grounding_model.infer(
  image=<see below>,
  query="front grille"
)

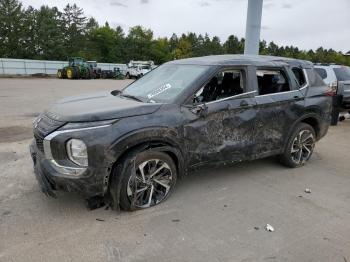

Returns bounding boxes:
[34,134,44,153]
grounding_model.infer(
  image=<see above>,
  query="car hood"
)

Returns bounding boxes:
[45,91,162,122]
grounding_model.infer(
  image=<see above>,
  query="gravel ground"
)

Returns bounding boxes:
[0,78,349,262]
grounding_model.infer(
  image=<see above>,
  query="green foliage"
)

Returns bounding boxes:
[0,0,349,66]
[34,6,65,60]
[0,0,26,57]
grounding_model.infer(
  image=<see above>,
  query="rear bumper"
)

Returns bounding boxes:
[334,94,350,110]
[29,140,108,198]
[340,96,350,110]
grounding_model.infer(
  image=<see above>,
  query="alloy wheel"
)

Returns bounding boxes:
[290,129,315,165]
[127,159,173,208]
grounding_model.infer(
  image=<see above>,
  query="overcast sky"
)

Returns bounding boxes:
[21,0,350,52]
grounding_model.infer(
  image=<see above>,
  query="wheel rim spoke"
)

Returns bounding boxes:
[141,185,154,208]
[150,163,168,178]
[138,162,147,183]
[302,134,313,143]
[153,178,171,192]
[303,145,311,154]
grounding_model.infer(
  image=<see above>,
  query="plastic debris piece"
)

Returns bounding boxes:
[254,226,259,230]
[265,224,274,232]
[305,188,311,193]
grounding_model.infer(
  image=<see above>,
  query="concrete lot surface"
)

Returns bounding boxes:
[0,78,349,262]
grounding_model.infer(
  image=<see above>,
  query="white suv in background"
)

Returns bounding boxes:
[125,61,154,79]
[314,64,350,125]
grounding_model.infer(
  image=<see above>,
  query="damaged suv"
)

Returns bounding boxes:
[30,55,332,211]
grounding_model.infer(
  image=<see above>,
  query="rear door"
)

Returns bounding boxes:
[253,66,305,156]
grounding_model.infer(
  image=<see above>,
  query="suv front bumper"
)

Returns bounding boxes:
[30,140,108,198]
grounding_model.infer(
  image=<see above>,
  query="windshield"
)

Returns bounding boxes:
[334,66,350,81]
[121,64,209,103]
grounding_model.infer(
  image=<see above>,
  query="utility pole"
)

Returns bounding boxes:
[244,0,263,55]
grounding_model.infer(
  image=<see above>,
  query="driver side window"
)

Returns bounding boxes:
[194,69,246,104]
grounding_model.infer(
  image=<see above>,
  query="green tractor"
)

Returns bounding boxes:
[57,57,93,79]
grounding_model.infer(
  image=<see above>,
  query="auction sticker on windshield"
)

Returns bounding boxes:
[147,83,172,99]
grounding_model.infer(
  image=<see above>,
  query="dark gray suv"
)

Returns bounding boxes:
[30,55,332,211]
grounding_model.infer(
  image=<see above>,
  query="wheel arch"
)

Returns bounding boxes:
[106,129,186,210]
[282,113,321,152]
[108,127,186,180]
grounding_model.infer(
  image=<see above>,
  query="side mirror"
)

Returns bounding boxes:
[191,103,208,116]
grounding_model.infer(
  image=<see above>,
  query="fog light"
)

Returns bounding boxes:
[66,139,88,167]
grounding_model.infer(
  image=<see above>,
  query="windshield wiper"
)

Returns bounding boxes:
[119,93,143,102]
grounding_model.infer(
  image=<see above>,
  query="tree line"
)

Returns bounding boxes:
[1,0,349,66]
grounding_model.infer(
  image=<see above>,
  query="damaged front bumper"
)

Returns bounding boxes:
[30,141,57,198]
[29,140,107,198]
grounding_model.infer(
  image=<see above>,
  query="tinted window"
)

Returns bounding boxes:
[194,69,245,103]
[257,69,290,95]
[334,67,350,81]
[314,68,327,79]
[292,67,306,87]
[122,64,209,103]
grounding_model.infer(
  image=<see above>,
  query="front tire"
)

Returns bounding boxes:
[114,151,177,211]
[279,123,316,168]
[66,67,74,79]
[57,69,62,79]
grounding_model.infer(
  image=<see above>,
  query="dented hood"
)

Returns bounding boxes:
[45,91,162,122]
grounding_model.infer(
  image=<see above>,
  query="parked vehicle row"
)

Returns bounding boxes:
[314,64,350,125]
[57,57,126,80]
[31,55,332,211]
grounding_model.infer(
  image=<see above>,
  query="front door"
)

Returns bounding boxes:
[182,68,258,168]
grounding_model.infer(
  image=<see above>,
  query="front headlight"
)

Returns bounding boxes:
[66,139,88,167]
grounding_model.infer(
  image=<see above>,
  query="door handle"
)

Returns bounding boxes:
[240,100,248,107]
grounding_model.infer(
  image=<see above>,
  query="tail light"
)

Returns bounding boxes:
[325,81,337,96]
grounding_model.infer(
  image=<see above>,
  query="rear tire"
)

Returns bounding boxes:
[73,67,79,79]
[330,107,339,126]
[112,150,177,211]
[279,123,316,168]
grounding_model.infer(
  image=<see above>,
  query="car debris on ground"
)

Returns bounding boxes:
[265,224,274,232]
[305,188,312,193]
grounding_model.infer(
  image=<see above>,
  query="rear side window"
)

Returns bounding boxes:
[292,67,306,87]
[306,69,325,87]
[334,67,350,81]
[256,69,290,95]
[314,68,327,79]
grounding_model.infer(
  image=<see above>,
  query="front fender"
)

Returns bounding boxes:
[108,127,187,176]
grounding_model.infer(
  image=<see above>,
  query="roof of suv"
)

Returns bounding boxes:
[169,54,313,68]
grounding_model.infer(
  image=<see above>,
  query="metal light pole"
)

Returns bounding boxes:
[244,0,264,55]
